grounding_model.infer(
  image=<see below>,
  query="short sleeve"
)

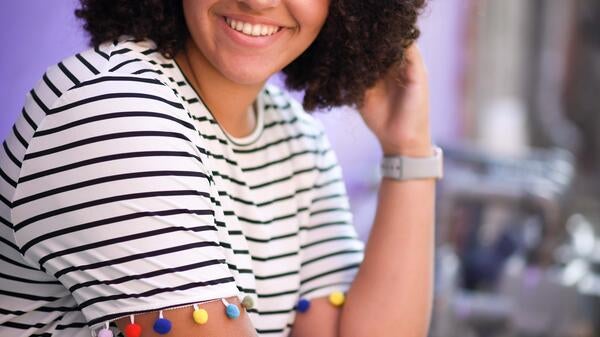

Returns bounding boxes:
[298,122,365,299]
[9,75,239,329]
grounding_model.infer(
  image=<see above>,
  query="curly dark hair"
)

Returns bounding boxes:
[75,0,426,111]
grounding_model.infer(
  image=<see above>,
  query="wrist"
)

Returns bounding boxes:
[380,146,443,181]
[381,140,433,157]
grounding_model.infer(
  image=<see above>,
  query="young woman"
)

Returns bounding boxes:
[0,0,438,336]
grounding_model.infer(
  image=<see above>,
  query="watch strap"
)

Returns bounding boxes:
[380,146,444,180]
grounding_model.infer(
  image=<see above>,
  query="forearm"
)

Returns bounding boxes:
[339,176,435,337]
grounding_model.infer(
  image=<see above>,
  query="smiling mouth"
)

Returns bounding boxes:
[224,16,283,37]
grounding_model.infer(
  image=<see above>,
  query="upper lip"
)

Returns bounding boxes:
[221,13,290,28]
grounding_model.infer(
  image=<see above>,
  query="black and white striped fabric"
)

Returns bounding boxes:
[0,38,364,337]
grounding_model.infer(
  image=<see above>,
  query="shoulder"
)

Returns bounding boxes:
[25,38,194,138]
[32,37,180,114]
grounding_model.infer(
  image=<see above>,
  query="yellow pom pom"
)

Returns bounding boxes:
[328,291,345,307]
[193,308,208,325]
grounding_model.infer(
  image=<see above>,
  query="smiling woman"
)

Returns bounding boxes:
[0,1,434,337]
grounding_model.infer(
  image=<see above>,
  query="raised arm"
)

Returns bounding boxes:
[292,44,435,337]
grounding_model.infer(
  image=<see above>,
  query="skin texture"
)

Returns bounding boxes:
[80,1,434,336]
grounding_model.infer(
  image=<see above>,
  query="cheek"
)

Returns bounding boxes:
[290,0,330,36]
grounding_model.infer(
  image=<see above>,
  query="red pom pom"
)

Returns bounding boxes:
[124,323,142,337]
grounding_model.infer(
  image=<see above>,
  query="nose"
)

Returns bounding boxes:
[237,0,280,11]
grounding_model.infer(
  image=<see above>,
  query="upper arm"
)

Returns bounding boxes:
[292,121,365,337]
[10,76,256,336]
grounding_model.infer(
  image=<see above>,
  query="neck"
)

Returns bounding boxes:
[175,39,264,138]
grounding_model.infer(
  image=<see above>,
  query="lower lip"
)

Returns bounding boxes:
[217,16,285,49]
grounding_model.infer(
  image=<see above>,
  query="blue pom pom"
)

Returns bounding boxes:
[153,318,172,334]
[226,304,240,319]
[296,298,311,313]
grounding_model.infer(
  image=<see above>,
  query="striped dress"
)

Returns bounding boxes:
[0,38,364,337]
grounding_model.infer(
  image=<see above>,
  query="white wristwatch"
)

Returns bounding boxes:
[380,146,444,180]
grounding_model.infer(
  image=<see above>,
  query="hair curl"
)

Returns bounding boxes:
[75,0,425,111]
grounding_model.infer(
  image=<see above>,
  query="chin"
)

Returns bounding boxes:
[218,58,279,86]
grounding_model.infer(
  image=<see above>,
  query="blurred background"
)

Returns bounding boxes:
[1,0,599,336]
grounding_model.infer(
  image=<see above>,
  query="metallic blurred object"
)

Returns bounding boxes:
[431,145,599,337]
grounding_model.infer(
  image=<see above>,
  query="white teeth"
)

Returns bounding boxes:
[235,20,243,31]
[226,17,280,37]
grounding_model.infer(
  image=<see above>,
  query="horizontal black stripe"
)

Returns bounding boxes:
[35,110,196,137]
[14,189,214,232]
[226,263,253,274]
[251,250,298,262]
[22,107,38,130]
[0,253,39,271]
[256,288,298,298]
[109,47,132,56]
[254,270,298,280]
[42,73,61,97]
[0,165,16,187]
[12,124,29,148]
[70,259,226,293]
[245,230,298,243]
[57,61,80,86]
[233,131,322,154]
[0,289,61,302]
[301,235,357,250]
[256,327,287,334]
[198,132,228,146]
[301,249,363,267]
[0,214,12,229]
[142,48,158,55]
[299,281,353,297]
[309,207,350,217]
[132,68,163,75]
[25,129,191,160]
[311,193,344,204]
[237,206,308,225]
[29,89,50,114]
[197,147,238,166]
[18,149,205,184]
[69,75,164,91]
[262,115,298,130]
[3,140,22,168]
[84,276,235,325]
[249,166,321,190]
[38,224,216,267]
[94,46,109,60]
[20,208,215,254]
[76,53,99,75]
[301,220,351,232]
[0,235,20,251]
[48,92,183,115]
[15,169,211,207]
[241,149,326,172]
[54,240,221,279]
[300,263,360,285]
[56,321,88,330]
[0,305,76,316]
[0,271,61,285]
[263,102,291,110]
[108,58,142,72]
[1,321,47,329]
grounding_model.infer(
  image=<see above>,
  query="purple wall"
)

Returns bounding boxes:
[0,0,88,140]
[0,0,468,237]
